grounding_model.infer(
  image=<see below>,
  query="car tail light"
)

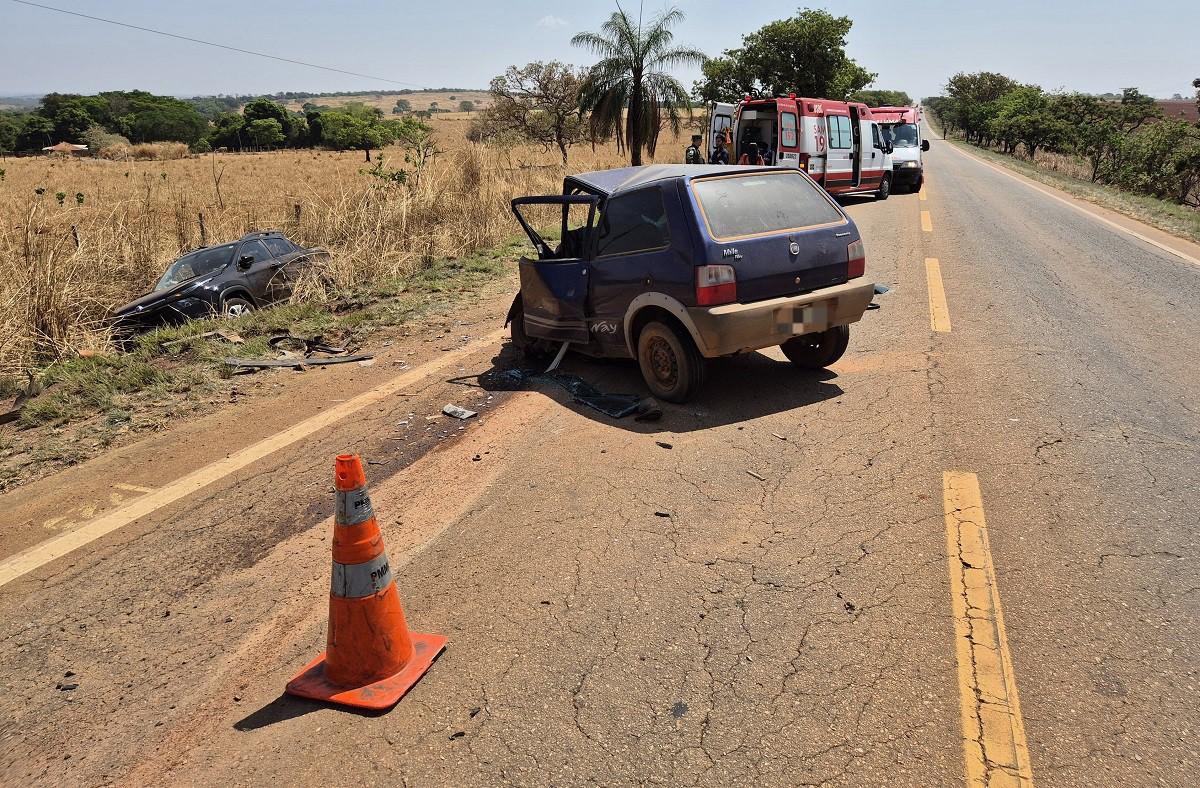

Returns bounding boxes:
[696,264,737,306]
[847,239,866,279]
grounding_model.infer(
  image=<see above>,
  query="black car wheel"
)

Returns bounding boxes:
[876,175,891,200]
[781,325,850,369]
[636,321,705,403]
[222,296,255,318]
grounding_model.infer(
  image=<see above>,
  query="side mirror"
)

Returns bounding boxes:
[237,255,254,270]
[922,140,931,152]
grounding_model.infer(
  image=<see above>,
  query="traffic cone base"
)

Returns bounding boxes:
[286,631,447,710]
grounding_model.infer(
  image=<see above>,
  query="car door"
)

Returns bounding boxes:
[511,195,599,344]
[261,236,301,302]
[589,186,677,354]
[233,239,278,303]
[824,114,854,190]
[708,101,736,161]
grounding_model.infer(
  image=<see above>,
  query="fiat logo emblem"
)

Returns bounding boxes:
[789,241,800,255]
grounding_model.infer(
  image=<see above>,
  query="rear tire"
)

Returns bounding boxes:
[636,321,705,403]
[875,175,891,200]
[781,325,850,369]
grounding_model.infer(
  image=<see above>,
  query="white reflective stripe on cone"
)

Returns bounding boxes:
[331,552,393,598]
[335,487,374,526]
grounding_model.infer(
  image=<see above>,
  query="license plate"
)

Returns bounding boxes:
[792,301,828,329]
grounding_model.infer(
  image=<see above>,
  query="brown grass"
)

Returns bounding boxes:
[0,123,689,376]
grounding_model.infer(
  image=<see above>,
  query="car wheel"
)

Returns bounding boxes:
[509,297,553,364]
[636,320,705,403]
[781,325,850,369]
[222,296,255,318]
[876,175,891,200]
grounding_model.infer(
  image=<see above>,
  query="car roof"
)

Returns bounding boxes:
[566,164,788,197]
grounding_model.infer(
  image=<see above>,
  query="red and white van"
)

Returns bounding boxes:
[868,106,929,193]
[708,95,894,199]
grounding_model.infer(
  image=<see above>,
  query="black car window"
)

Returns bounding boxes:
[595,188,670,258]
[154,244,235,291]
[239,240,271,263]
[263,237,296,257]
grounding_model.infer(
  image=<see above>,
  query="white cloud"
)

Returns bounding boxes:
[536,15,569,29]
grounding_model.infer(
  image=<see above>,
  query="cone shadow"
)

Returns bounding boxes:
[233,694,325,731]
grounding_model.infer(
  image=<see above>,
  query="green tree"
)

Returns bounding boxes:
[944,71,1019,144]
[209,112,246,149]
[989,86,1066,160]
[850,89,912,107]
[242,98,302,145]
[694,9,875,103]
[572,6,704,165]
[477,62,585,162]
[393,98,412,114]
[246,118,285,148]
[458,100,475,114]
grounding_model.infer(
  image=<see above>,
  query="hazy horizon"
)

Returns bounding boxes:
[2,1,1197,102]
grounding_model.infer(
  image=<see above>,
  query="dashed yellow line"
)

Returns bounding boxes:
[921,210,933,232]
[113,482,155,494]
[919,187,928,202]
[925,258,952,332]
[944,471,1034,788]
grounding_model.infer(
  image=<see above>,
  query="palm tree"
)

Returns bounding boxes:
[572,6,704,166]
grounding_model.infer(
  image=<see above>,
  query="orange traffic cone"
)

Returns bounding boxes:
[286,454,446,710]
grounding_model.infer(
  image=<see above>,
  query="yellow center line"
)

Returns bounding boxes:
[919,187,928,202]
[925,258,952,332]
[921,210,933,232]
[944,471,1035,788]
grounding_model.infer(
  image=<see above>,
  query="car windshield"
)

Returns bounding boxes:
[692,172,845,240]
[154,245,235,291]
[882,123,919,147]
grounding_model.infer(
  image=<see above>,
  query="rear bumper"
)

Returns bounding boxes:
[685,280,876,357]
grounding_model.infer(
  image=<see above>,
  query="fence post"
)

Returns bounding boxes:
[71,224,81,249]
[198,212,207,247]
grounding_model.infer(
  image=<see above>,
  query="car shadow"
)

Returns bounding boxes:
[446,340,844,435]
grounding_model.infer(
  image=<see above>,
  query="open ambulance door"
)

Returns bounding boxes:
[707,102,737,161]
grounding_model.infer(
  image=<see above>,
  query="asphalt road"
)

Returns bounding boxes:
[0,142,1196,787]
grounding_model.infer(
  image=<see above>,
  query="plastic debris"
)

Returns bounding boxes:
[442,404,478,420]
[746,470,767,481]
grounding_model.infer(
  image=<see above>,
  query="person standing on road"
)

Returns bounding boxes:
[710,137,730,165]
[685,135,704,164]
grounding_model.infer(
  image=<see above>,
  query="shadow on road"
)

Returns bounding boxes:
[446,340,844,434]
[232,693,388,731]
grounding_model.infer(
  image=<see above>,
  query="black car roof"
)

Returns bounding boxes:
[565,164,789,197]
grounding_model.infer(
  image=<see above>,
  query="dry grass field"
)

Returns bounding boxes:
[0,118,688,375]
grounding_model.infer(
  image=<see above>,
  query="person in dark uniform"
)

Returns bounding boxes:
[685,135,703,164]
[710,137,730,165]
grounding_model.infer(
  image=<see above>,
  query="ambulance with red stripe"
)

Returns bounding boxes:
[708,94,895,199]
[869,105,929,192]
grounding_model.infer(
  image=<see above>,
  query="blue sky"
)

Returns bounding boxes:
[2,1,1197,100]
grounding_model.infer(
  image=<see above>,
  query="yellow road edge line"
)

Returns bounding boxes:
[925,258,952,332]
[919,188,928,202]
[0,327,510,589]
[921,210,933,232]
[944,141,1200,268]
[943,471,1035,788]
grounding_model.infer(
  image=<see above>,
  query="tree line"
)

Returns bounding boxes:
[471,7,902,166]
[926,73,1200,206]
[0,90,429,155]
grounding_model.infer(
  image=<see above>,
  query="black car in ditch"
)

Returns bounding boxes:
[112,231,328,332]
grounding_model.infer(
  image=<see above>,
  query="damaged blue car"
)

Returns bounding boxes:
[507,164,877,403]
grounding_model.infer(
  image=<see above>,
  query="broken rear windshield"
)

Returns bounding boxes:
[692,172,845,240]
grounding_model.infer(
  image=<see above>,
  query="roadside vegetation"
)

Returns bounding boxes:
[925,74,1200,237]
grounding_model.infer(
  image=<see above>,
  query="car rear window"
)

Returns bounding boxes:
[692,172,845,241]
[263,237,296,257]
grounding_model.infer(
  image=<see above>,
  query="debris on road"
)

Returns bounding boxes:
[224,355,373,371]
[746,470,767,481]
[496,368,657,420]
[443,404,478,420]
[771,432,787,441]
[656,441,673,450]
